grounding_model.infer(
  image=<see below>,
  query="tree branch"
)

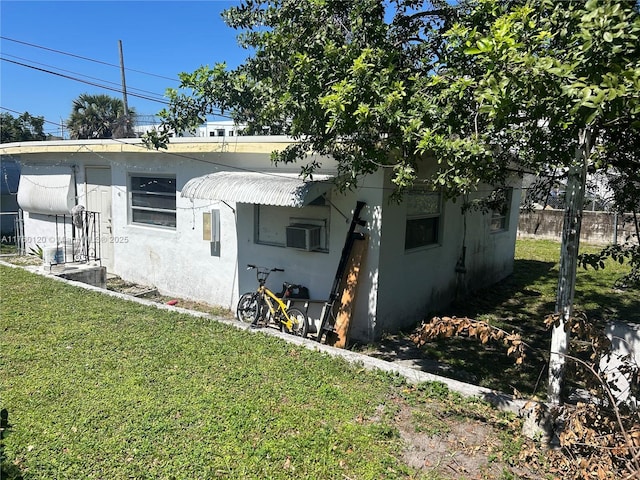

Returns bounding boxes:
[406,9,448,21]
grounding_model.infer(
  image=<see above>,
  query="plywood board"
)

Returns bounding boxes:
[328,235,368,348]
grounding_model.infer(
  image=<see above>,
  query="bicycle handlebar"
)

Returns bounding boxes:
[246,264,284,272]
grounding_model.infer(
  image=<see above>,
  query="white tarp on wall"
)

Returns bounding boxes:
[17,165,75,215]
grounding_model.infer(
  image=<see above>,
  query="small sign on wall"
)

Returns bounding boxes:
[203,211,212,241]
[203,209,221,256]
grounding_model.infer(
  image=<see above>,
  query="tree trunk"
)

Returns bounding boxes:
[547,127,592,405]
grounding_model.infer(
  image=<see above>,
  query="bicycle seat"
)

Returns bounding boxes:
[279,283,309,299]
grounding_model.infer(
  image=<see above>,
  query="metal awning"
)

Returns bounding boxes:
[181,171,334,207]
[17,165,76,215]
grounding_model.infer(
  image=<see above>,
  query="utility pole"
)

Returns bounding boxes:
[118,40,130,136]
[548,127,592,405]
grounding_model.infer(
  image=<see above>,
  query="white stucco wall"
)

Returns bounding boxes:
[375,175,521,336]
[108,151,233,306]
[5,138,519,343]
[8,139,366,321]
[462,187,520,289]
[20,211,71,255]
[376,189,461,334]
[103,142,349,313]
[233,171,383,341]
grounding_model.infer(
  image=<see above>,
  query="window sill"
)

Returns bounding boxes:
[255,241,329,254]
[404,242,441,254]
[127,222,177,233]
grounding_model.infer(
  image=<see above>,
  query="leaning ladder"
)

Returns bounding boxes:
[316,201,367,344]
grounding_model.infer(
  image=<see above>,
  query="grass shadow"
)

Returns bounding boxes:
[411,245,640,397]
[412,258,558,396]
[1,409,24,480]
[575,276,640,326]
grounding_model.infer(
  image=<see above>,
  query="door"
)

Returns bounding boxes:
[85,167,113,270]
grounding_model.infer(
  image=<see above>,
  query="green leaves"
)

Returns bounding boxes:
[0,111,47,143]
[432,0,640,195]
[350,49,376,75]
[470,37,493,54]
[148,0,639,199]
[144,0,454,190]
[578,241,640,289]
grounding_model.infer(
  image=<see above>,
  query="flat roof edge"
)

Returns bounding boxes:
[0,136,297,155]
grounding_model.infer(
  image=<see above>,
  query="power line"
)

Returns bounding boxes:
[1,57,170,105]
[0,36,179,83]
[2,53,168,102]
[0,106,64,127]
[1,36,234,124]
[1,57,232,119]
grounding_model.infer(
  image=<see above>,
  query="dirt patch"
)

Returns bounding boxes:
[106,275,233,317]
[397,409,501,478]
[107,276,158,296]
[1,254,41,267]
[392,397,541,479]
[360,337,549,478]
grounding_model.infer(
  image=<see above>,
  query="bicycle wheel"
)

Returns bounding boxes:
[285,307,308,338]
[237,292,260,323]
[259,300,272,326]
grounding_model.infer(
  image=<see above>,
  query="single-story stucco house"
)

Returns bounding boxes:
[0,137,520,343]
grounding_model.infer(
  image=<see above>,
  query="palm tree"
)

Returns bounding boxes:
[67,94,135,139]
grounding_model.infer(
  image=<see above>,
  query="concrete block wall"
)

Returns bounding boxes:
[518,210,638,245]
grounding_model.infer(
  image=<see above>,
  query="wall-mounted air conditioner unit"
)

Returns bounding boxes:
[286,224,321,251]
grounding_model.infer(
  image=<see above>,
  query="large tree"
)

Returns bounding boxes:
[421,0,640,404]
[149,0,640,402]
[0,112,47,143]
[67,93,135,140]
[146,0,456,190]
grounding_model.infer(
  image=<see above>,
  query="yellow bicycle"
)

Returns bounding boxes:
[236,265,309,337]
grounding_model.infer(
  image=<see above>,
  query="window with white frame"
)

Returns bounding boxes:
[405,187,442,250]
[489,188,512,232]
[129,175,176,228]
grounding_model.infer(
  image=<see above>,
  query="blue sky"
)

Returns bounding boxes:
[1,1,248,137]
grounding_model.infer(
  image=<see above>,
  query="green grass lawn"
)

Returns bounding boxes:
[1,264,535,480]
[419,238,640,398]
[0,266,405,479]
[2,238,635,478]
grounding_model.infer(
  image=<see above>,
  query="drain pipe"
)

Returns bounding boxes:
[455,195,469,300]
[456,197,468,274]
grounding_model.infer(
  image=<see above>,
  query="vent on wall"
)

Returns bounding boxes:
[286,224,321,251]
